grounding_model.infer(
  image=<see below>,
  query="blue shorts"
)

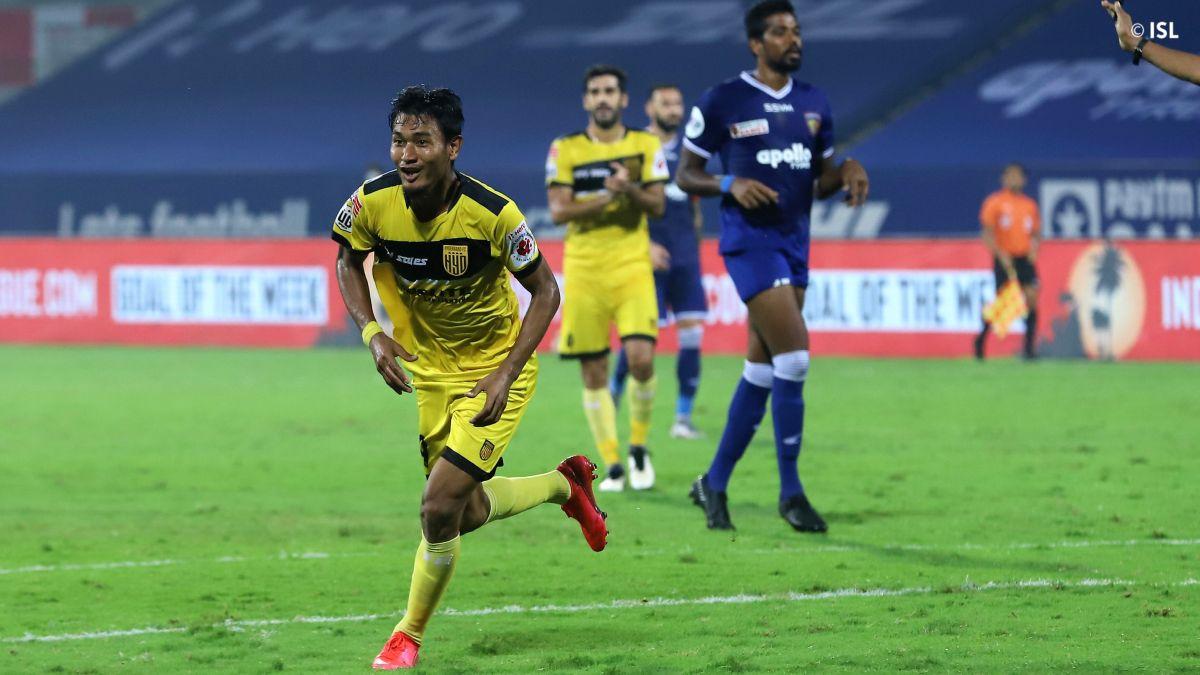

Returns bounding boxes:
[723,247,810,303]
[654,264,707,325]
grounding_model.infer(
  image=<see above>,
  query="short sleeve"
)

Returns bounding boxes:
[497,202,542,279]
[331,186,375,251]
[979,195,998,230]
[1030,202,1041,235]
[682,87,725,159]
[818,97,835,160]
[545,138,573,187]
[642,136,670,185]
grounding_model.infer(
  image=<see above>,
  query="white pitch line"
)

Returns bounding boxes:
[5,577,1197,644]
[3,538,1198,578]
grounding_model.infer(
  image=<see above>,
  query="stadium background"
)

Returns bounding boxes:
[3,3,1200,672]
[2,0,1198,360]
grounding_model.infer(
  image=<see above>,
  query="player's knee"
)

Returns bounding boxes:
[419,494,463,537]
[678,324,704,350]
[771,349,809,383]
[742,360,774,389]
[628,355,654,381]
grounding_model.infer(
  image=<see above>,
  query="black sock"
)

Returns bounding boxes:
[1025,309,1038,353]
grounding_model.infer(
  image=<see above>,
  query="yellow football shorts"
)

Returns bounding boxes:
[558,261,659,358]
[414,359,538,481]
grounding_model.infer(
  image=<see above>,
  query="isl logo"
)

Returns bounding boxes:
[1132,21,1180,39]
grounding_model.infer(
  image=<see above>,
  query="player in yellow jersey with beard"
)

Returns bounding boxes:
[546,65,669,492]
[333,86,608,670]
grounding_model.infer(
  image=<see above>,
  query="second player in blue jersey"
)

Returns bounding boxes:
[612,84,708,441]
[678,0,869,533]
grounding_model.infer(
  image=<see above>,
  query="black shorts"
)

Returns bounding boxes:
[994,256,1037,288]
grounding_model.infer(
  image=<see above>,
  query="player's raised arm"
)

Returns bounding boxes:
[1102,0,1200,85]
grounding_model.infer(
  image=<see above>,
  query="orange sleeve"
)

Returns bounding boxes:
[979,195,998,230]
[1030,201,1042,236]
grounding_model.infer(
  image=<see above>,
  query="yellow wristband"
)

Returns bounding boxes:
[361,321,384,347]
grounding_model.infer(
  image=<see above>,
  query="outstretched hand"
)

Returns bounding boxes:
[1101,1,1138,52]
[466,368,515,426]
[369,333,417,395]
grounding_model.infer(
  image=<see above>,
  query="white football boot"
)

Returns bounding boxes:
[627,446,655,490]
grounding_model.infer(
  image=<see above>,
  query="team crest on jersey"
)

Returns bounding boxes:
[443,244,469,277]
[805,112,822,136]
[730,118,770,139]
[479,440,495,461]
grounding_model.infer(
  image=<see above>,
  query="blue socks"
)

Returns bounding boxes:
[675,325,703,419]
[706,362,772,492]
[770,350,810,501]
[771,376,805,500]
[610,347,629,403]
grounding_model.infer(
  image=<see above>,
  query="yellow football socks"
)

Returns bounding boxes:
[394,535,460,645]
[582,387,620,465]
[628,375,656,446]
[481,472,570,523]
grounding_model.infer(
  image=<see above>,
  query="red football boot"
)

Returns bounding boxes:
[371,631,420,670]
[556,455,609,552]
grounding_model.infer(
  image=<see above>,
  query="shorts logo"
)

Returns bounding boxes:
[805,112,822,136]
[443,245,469,276]
[730,118,770,139]
[479,440,495,461]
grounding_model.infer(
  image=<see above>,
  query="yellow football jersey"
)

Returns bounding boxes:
[332,170,542,381]
[545,129,669,271]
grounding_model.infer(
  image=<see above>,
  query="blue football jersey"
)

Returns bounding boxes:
[648,134,700,264]
[683,72,834,257]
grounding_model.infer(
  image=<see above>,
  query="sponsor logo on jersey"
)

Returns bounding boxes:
[395,255,428,266]
[756,143,812,170]
[685,106,705,139]
[764,102,794,113]
[443,244,469,276]
[506,221,539,268]
[805,112,822,136]
[652,148,669,178]
[729,118,770,139]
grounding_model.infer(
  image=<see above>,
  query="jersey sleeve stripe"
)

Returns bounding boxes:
[822,147,835,159]
[331,230,356,250]
[511,253,543,280]
[682,137,712,159]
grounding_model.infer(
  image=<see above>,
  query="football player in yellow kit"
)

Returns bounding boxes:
[333,86,608,670]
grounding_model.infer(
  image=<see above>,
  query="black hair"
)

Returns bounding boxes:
[583,64,628,93]
[388,85,464,140]
[646,83,681,100]
[1005,162,1028,176]
[745,0,796,40]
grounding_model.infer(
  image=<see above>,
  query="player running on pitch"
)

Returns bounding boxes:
[332,86,607,670]
[611,84,708,441]
[678,0,869,532]
[546,65,669,492]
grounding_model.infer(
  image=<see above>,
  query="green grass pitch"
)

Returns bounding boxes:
[2,345,1198,672]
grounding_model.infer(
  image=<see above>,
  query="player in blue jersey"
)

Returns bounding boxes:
[611,84,707,443]
[677,0,869,532]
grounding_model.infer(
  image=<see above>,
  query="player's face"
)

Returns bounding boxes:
[583,75,628,129]
[645,88,684,133]
[753,13,802,73]
[1002,166,1027,192]
[390,113,461,196]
